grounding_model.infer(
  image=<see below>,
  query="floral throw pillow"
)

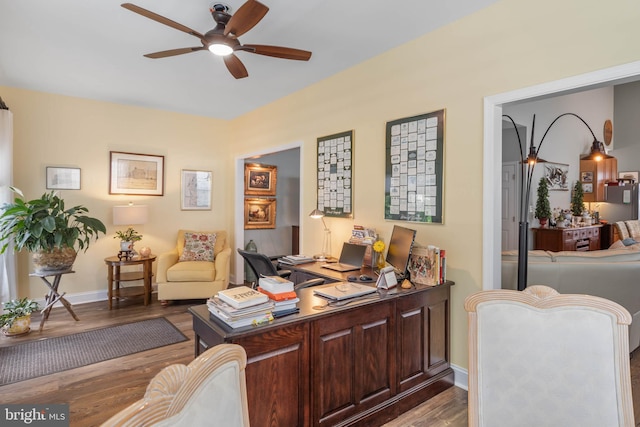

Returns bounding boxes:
[179,232,217,262]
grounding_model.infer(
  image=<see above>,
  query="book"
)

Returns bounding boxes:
[257,287,298,302]
[277,255,315,265]
[209,308,273,328]
[217,286,269,309]
[258,276,295,293]
[207,297,273,319]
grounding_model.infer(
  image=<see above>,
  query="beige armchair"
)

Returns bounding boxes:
[100,344,250,427]
[465,285,634,427]
[157,230,231,304]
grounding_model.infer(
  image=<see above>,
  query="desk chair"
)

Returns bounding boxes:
[100,344,250,427]
[237,249,324,290]
[465,285,634,427]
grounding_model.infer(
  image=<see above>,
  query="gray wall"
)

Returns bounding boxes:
[614,81,640,173]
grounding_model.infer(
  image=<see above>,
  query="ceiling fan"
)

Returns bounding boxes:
[121,1,312,79]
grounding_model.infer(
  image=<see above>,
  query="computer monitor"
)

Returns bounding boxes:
[385,225,417,279]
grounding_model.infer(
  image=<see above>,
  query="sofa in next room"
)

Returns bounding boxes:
[502,246,640,352]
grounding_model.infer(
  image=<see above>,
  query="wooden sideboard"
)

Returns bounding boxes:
[189,281,454,427]
[533,224,602,252]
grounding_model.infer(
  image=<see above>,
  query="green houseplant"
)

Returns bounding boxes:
[535,177,552,227]
[571,181,585,217]
[114,227,143,252]
[0,297,40,336]
[0,188,106,273]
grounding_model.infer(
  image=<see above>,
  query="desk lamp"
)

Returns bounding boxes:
[309,209,331,261]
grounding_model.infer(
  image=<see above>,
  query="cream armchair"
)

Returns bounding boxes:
[156,230,231,305]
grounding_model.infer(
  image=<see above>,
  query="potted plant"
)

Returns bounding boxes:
[571,181,585,217]
[0,297,40,336]
[114,227,143,252]
[0,187,106,273]
[535,177,552,227]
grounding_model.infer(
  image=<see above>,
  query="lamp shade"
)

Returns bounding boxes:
[309,209,324,219]
[113,204,148,225]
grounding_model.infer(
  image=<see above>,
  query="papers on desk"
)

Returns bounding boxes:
[278,255,315,265]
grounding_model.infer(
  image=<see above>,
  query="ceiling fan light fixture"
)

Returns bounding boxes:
[208,43,233,56]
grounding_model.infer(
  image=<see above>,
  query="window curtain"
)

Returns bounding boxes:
[0,104,16,303]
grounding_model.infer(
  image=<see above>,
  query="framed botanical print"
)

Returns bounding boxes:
[109,151,164,196]
[181,169,212,210]
[244,163,277,196]
[244,198,276,229]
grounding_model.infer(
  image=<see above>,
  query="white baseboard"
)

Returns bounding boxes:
[36,290,108,308]
[451,363,468,391]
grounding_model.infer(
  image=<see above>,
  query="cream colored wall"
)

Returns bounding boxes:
[229,0,640,370]
[0,86,231,300]
[3,0,640,372]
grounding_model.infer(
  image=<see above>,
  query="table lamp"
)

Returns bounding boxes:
[113,203,148,258]
[309,209,331,261]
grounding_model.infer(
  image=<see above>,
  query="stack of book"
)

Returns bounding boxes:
[277,254,314,265]
[408,245,446,286]
[208,286,273,328]
[258,276,300,317]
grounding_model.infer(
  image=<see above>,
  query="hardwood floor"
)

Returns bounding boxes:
[1,296,639,426]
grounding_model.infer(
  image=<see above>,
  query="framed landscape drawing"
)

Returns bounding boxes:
[244,163,277,196]
[181,169,212,210]
[46,167,81,190]
[110,151,164,196]
[244,198,276,229]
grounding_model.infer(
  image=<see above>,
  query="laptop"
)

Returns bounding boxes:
[321,243,367,272]
[313,282,377,301]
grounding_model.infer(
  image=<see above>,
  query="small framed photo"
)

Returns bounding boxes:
[181,170,212,210]
[46,167,81,190]
[110,151,164,196]
[244,198,276,229]
[583,183,594,193]
[581,171,593,182]
[244,163,277,196]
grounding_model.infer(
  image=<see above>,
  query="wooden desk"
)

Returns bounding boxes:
[190,280,454,427]
[533,224,602,252]
[282,260,376,284]
[30,269,79,331]
[104,255,156,309]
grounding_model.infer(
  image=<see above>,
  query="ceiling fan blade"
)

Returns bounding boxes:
[144,47,206,59]
[224,54,249,79]
[241,44,312,61]
[121,3,206,41]
[224,0,269,37]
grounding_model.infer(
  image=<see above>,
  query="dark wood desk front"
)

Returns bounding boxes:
[190,281,454,427]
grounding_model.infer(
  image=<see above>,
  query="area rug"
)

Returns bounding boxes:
[0,317,188,386]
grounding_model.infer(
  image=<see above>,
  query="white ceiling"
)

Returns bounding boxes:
[0,0,498,120]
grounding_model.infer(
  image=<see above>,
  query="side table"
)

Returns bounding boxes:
[105,255,156,309]
[30,269,79,331]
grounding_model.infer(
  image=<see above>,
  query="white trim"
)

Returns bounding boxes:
[36,289,108,309]
[451,363,468,391]
[483,60,640,291]
[234,141,304,284]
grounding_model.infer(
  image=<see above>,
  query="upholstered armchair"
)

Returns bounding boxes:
[156,230,231,305]
[100,344,250,427]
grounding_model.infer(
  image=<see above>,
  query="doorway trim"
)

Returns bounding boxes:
[483,60,640,291]
[234,141,305,283]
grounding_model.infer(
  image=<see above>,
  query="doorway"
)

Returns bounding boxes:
[233,142,304,284]
[483,60,640,291]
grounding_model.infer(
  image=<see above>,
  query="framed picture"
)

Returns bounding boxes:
[181,170,212,210]
[244,163,277,196]
[316,130,354,218]
[109,151,164,196]
[581,171,594,182]
[244,198,276,229]
[46,167,81,190]
[583,183,594,193]
[544,162,569,191]
[384,109,446,224]
[619,171,639,182]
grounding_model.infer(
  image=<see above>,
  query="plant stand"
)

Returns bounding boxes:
[29,269,79,331]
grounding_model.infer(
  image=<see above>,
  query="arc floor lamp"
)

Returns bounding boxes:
[504,112,610,291]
